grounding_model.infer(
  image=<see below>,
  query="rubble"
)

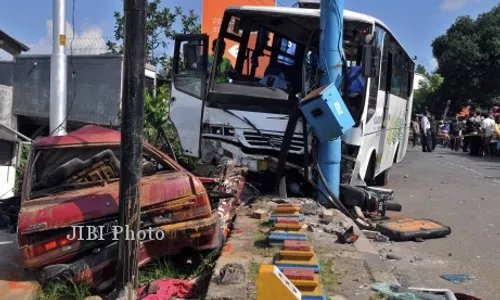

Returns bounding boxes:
[251,209,268,219]
[218,263,246,285]
[362,230,381,240]
[324,221,348,234]
[375,234,390,243]
[319,209,335,224]
[386,254,402,260]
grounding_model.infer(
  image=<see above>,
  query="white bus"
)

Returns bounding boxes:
[170,6,415,189]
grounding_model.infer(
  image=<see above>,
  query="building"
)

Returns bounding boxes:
[0,30,158,199]
[0,30,30,199]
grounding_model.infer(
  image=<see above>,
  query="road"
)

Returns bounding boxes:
[374,146,500,299]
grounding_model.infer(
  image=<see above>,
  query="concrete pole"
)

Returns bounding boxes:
[49,0,68,136]
[318,0,343,199]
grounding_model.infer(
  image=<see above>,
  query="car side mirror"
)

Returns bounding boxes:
[362,44,380,78]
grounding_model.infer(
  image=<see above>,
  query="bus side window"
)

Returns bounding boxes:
[366,26,385,122]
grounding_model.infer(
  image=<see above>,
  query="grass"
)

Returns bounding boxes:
[34,280,92,300]
[251,221,280,258]
[139,257,185,284]
[248,260,260,283]
[139,250,219,284]
[319,258,337,289]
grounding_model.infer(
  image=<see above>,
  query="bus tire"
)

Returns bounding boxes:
[373,168,390,186]
[364,153,376,185]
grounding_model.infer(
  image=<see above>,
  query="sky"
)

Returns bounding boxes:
[0,0,498,72]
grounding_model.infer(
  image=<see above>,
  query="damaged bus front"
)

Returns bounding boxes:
[170,6,415,190]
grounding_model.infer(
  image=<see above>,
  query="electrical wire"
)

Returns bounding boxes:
[49,0,77,136]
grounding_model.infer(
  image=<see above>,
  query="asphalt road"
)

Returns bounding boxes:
[374,146,500,299]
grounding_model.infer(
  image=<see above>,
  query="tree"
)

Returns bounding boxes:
[110,1,202,170]
[143,87,198,170]
[108,0,201,67]
[432,5,500,112]
[413,73,444,114]
[415,64,429,77]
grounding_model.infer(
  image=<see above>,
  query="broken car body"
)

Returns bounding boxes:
[16,125,243,290]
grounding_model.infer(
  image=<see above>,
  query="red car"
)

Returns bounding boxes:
[17,125,243,290]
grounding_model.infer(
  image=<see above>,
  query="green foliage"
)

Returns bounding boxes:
[15,144,30,195]
[143,86,199,170]
[248,260,260,283]
[413,73,444,114]
[319,257,337,288]
[108,0,201,69]
[34,280,92,300]
[139,257,182,284]
[415,64,429,77]
[139,251,218,284]
[432,5,500,112]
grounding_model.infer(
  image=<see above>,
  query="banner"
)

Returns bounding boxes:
[201,0,275,73]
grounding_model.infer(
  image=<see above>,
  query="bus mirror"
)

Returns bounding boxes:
[362,45,380,78]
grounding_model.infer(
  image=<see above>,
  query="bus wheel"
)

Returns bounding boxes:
[373,168,390,186]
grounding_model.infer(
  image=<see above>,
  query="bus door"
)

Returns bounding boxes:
[170,34,209,157]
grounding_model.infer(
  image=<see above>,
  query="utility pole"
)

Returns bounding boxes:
[318,0,343,199]
[49,0,68,136]
[116,0,147,299]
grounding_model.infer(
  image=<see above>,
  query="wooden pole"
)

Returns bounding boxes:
[116,0,147,299]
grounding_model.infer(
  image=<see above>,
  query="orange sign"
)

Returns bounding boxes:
[202,0,275,75]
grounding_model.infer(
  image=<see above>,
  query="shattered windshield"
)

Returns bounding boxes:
[206,16,372,118]
[29,145,174,199]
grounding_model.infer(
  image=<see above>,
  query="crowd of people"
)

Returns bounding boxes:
[411,110,500,157]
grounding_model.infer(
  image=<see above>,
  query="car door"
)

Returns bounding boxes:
[170,34,209,157]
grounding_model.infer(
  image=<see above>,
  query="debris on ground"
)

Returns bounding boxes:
[320,209,335,224]
[336,226,359,244]
[375,234,390,243]
[362,230,381,240]
[251,208,268,219]
[386,254,402,260]
[136,278,196,300]
[371,282,459,300]
[218,263,246,285]
[440,274,477,283]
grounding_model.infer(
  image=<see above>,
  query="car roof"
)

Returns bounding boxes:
[33,125,121,147]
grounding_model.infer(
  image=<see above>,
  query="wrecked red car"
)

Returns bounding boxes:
[17,125,244,290]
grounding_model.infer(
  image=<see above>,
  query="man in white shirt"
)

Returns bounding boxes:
[482,113,496,156]
[420,112,432,152]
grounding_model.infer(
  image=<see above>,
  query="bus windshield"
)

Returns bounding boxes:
[207,9,372,117]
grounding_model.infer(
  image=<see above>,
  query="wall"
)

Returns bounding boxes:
[10,55,123,126]
[0,84,16,200]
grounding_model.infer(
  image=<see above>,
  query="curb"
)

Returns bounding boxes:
[352,224,399,284]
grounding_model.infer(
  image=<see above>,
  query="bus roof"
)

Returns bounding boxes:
[225,6,410,59]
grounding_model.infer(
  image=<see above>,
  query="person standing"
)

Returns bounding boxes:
[449,117,461,151]
[411,116,420,147]
[494,115,500,155]
[421,112,432,152]
[481,113,496,156]
[468,112,482,156]
[430,115,439,150]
